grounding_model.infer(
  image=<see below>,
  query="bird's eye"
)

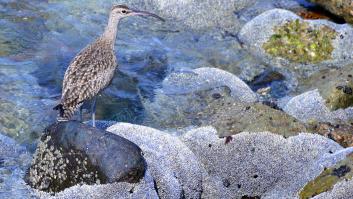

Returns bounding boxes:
[122,10,127,14]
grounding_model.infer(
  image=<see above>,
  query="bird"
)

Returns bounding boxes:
[53,4,164,127]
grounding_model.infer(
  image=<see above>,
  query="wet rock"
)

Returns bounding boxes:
[25,121,146,193]
[296,63,353,96]
[145,84,305,138]
[312,178,353,199]
[143,67,259,130]
[310,123,353,148]
[294,1,346,24]
[181,126,353,198]
[296,9,330,20]
[239,9,353,77]
[248,69,291,99]
[107,123,203,199]
[144,67,305,137]
[325,80,353,111]
[295,63,353,119]
[308,0,353,24]
[193,97,306,138]
[300,153,353,199]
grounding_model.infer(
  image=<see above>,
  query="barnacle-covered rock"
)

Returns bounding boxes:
[26,135,104,193]
[25,121,146,193]
[239,9,353,77]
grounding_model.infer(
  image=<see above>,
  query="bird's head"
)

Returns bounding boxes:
[110,4,165,22]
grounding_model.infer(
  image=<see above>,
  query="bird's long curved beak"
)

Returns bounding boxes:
[131,9,165,22]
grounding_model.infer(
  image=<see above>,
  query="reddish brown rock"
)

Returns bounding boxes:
[308,0,353,24]
[311,123,353,147]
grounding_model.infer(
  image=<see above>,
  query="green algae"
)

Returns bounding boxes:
[325,80,353,111]
[299,153,353,199]
[263,19,337,64]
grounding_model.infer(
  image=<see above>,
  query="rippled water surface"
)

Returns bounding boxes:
[0,0,313,197]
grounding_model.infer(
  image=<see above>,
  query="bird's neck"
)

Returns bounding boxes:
[102,14,120,49]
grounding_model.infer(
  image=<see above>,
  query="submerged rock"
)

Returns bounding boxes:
[295,63,353,116]
[190,97,306,138]
[144,67,304,137]
[296,63,353,96]
[239,9,353,77]
[143,67,260,130]
[308,0,353,24]
[325,80,353,111]
[26,121,145,193]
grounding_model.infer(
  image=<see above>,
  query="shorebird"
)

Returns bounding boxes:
[53,5,164,127]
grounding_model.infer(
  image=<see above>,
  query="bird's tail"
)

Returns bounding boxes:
[53,104,70,121]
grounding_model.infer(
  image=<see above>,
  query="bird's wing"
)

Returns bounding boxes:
[62,43,96,90]
[62,68,115,105]
[61,43,116,106]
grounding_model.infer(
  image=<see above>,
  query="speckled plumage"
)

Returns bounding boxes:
[58,39,117,119]
[55,6,121,120]
[54,5,164,121]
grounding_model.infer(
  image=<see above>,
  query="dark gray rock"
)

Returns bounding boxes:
[25,121,146,193]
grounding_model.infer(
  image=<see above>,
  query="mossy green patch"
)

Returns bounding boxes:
[263,19,337,64]
[325,80,353,111]
[299,153,353,199]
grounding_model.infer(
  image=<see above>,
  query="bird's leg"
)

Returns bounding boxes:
[79,105,83,122]
[91,96,97,127]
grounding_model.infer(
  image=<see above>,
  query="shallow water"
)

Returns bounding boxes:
[0,0,264,141]
[0,0,325,197]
